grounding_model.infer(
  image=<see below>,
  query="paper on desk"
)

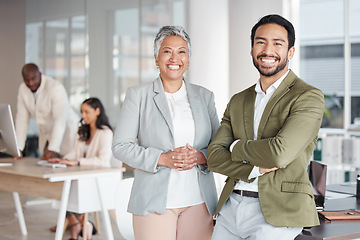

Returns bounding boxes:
[0,163,12,167]
[325,190,354,199]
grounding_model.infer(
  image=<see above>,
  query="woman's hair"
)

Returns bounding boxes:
[153,25,191,58]
[78,97,112,141]
[250,14,295,50]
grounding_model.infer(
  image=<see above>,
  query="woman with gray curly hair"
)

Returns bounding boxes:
[112,25,219,240]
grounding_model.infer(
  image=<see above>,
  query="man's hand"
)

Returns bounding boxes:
[13,150,23,160]
[41,150,56,160]
[259,167,278,174]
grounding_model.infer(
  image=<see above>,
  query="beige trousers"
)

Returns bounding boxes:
[133,203,213,240]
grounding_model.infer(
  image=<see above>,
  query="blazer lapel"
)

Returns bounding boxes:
[244,87,256,140]
[186,81,201,146]
[153,77,174,137]
[257,70,297,139]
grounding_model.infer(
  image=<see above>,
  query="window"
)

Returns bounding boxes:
[110,0,186,123]
[299,0,360,129]
[26,15,88,112]
[25,0,186,124]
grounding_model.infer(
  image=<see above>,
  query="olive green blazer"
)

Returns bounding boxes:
[208,70,324,228]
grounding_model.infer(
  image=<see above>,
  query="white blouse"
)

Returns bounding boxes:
[165,81,204,208]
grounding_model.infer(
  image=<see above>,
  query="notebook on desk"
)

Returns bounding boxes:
[36,160,67,168]
[308,160,327,211]
[318,210,360,222]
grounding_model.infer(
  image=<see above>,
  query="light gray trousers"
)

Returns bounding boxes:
[212,193,302,240]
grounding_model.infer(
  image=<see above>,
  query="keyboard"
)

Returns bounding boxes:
[36,160,67,168]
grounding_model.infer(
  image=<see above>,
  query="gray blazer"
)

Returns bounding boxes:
[112,77,219,216]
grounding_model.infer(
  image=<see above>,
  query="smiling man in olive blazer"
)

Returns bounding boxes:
[208,14,325,240]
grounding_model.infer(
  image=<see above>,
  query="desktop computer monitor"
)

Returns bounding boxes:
[308,160,327,210]
[0,103,20,157]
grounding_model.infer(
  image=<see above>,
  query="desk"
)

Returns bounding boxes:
[296,184,360,240]
[0,157,123,240]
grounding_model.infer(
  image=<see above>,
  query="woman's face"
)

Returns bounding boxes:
[155,35,189,83]
[81,103,100,126]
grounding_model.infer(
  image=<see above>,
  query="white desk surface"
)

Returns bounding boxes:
[0,157,122,179]
[0,157,122,240]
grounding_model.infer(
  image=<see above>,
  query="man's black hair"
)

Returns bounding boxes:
[251,14,295,50]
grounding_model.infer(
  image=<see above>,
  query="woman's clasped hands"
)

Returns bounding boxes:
[158,143,206,171]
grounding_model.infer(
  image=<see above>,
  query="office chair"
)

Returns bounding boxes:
[115,177,135,240]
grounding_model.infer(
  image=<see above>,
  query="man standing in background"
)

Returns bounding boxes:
[15,63,79,160]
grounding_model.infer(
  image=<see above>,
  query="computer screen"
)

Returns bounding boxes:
[0,103,20,157]
[308,160,327,210]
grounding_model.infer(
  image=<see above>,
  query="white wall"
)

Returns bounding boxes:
[87,0,112,110]
[0,0,25,116]
[228,0,284,97]
[188,0,229,117]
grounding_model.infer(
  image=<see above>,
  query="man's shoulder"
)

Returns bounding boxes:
[284,70,321,92]
[41,75,66,92]
[42,75,62,86]
[292,76,323,96]
[229,84,256,102]
[18,82,28,92]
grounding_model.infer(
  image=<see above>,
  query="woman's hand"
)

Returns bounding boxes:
[157,143,205,171]
[48,158,61,163]
[48,158,77,166]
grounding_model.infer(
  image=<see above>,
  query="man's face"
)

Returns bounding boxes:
[23,70,41,92]
[251,23,294,78]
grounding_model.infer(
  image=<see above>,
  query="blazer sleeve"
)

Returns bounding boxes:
[207,92,220,151]
[63,136,79,161]
[47,84,70,153]
[207,96,254,181]
[15,85,31,151]
[112,87,163,173]
[231,88,325,169]
[197,91,220,174]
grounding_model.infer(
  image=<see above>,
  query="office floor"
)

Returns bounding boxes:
[0,167,134,240]
[0,190,126,240]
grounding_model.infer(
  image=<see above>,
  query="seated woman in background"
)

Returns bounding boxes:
[49,97,113,240]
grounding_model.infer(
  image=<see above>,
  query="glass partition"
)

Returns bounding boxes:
[26,0,186,121]
[299,0,360,129]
